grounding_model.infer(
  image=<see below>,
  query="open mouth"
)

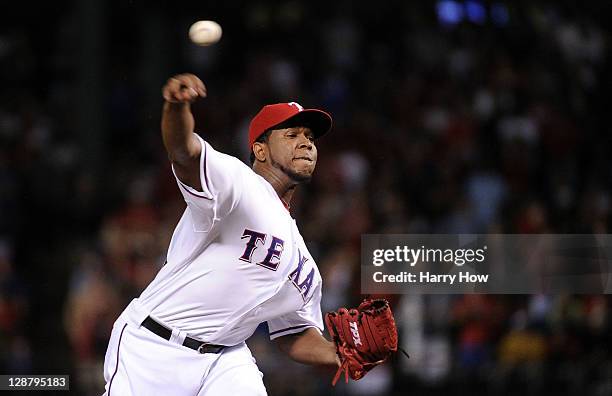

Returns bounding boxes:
[293,157,313,162]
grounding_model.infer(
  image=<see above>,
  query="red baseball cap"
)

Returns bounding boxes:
[248,102,332,149]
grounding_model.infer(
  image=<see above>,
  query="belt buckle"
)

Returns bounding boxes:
[197,343,208,354]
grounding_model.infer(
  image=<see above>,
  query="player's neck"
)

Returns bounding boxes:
[254,166,297,206]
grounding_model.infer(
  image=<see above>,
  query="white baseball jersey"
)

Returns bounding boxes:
[136,133,324,345]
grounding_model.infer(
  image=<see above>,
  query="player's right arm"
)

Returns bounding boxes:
[161,73,245,230]
[161,73,207,191]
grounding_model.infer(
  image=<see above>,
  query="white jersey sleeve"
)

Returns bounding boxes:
[171,133,246,232]
[267,281,324,340]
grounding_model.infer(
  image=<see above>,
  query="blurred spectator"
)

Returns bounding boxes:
[0,240,31,373]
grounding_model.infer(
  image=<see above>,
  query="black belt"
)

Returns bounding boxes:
[141,316,225,354]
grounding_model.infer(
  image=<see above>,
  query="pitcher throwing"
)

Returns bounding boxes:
[102,73,339,395]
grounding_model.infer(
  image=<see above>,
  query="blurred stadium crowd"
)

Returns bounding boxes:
[1,1,611,395]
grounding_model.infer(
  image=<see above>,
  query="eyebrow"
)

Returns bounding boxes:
[288,127,313,133]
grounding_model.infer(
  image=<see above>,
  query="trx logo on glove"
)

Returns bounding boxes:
[349,322,362,346]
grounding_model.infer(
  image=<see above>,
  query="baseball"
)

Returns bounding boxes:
[189,20,222,46]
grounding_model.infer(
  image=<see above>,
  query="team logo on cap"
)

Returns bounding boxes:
[288,102,303,111]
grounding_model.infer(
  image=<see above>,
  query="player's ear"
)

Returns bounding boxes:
[252,142,267,162]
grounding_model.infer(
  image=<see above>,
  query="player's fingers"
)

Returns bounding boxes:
[175,88,197,103]
[163,75,205,102]
[164,83,188,102]
[164,83,184,102]
[163,87,180,103]
[197,85,207,98]
[162,78,183,101]
[195,79,207,97]
[172,90,184,101]
[180,74,207,98]
[169,76,194,92]
[166,77,183,92]
[170,89,191,103]
[185,84,198,96]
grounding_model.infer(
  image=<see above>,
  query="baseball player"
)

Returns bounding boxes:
[102,73,340,395]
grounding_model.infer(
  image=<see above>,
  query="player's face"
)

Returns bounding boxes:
[267,126,317,182]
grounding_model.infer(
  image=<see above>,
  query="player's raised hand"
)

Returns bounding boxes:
[162,73,207,103]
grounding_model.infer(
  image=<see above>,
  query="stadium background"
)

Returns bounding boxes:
[1,1,611,395]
